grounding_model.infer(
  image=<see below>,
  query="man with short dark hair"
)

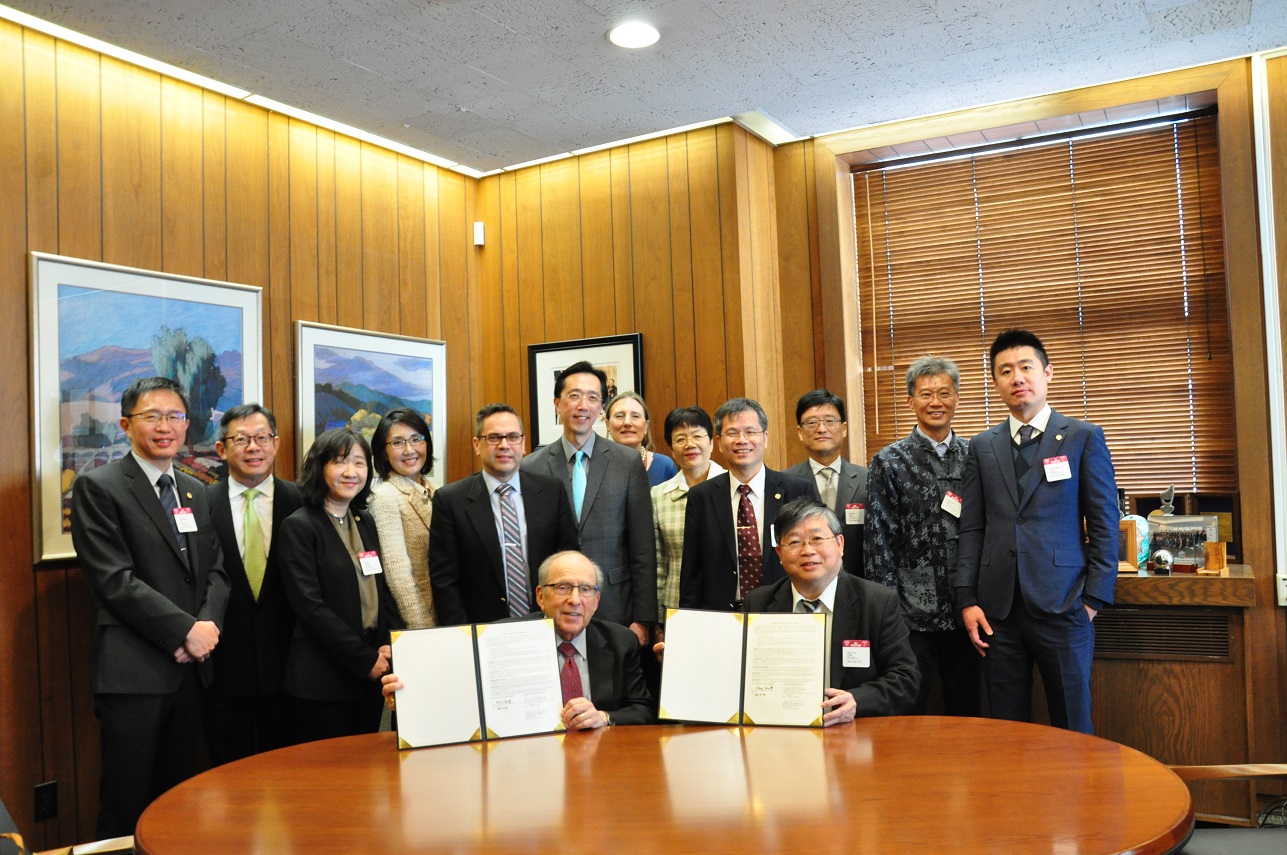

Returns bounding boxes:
[678,397,818,611]
[71,376,229,837]
[522,362,656,647]
[431,404,579,624]
[864,356,981,716]
[956,330,1119,734]
[746,498,919,722]
[786,388,868,576]
[205,403,303,763]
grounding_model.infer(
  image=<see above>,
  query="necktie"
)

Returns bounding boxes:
[736,484,762,599]
[797,598,822,614]
[1015,424,1038,498]
[496,483,530,617]
[558,641,584,704]
[571,450,587,520]
[818,467,837,510]
[242,487,267,599]
[156,473,190,568]
[935,442,948,460]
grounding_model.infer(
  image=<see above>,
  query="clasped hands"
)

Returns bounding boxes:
[173,619,219,663]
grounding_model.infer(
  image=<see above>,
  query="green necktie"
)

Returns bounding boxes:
[242,487,267,600]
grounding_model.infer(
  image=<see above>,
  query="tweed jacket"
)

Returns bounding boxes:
[369,474,436,629]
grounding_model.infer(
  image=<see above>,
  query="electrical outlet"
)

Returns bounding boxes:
[34,780,57,822]
[1277,574,1287,607]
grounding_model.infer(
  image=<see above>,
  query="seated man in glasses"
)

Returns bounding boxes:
[746,498,920,724]
[385,550,654,729]
[430,404,579,625]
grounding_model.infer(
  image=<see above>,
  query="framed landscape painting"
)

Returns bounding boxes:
[296,322,447,489]
[30,252,263,562]
[527,333,643,448]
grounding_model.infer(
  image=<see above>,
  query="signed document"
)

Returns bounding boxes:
[391,625,484,748]
[476,619,563,738]
[659,608,827,727]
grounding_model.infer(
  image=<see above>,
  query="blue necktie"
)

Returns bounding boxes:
[156,473,190,568]
[571,450,587,520]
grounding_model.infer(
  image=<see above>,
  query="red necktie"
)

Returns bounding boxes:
[737,484,762,599]
[558,641,583,704]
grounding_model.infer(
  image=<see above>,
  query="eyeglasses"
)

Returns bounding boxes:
[387,434,427,450]
[607,411,645,423]
[226,433,277,449]
[562,391,602,406]
[542,582,601,598]
[128,410,188,425]
[721,428,766,441]
[780,534,839,554]
[800,417,843,432]
[478,432,524,446]
[914,390,957,402]
[670,431,709,447]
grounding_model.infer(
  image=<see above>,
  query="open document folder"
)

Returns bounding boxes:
[391,618,565,749]
[659,608,827,727]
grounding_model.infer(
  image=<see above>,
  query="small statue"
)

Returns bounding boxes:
[1150,485,1175,518]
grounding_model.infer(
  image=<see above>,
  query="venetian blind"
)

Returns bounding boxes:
[855,114,1234,495]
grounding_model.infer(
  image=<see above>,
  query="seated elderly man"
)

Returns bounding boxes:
[746,498,920,724]
[384,550,654,729]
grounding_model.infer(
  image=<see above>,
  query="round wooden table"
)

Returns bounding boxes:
[136,717,1193,854]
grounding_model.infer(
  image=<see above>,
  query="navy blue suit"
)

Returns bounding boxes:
[955,408,1118,733]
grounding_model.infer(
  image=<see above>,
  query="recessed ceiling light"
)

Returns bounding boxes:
[608,21,659,49]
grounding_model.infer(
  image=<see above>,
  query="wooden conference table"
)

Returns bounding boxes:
[135,717,1193,854]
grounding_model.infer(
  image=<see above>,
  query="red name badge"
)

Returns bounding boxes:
[358,551,383,576]
[173,507,198,532]
[842,640,871,668]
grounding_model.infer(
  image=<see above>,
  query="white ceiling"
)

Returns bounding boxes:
[8,0,1287,172]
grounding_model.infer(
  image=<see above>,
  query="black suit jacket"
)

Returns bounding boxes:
[678,468,819,610]
[206,476,304,698]
[429,471,579,625]
[745,573,919,717]
[278,504,403,702]
[785,458,868,577]
[70,454,229,694]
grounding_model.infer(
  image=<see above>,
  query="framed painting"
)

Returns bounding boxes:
[296,322,447,489]
[527,334,643,448]
[30,252,263,562]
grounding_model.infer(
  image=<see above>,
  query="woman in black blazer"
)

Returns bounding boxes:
[279,427,403,742]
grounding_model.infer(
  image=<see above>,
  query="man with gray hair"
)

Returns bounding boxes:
[678,397,818,611]
[863,355,981,716]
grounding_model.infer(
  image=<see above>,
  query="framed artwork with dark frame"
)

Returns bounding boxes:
[295,321,447,489]
[30,252,263,562]
[527,333,643,448]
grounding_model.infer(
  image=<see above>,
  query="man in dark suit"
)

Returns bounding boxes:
[204,403,303,763]
[70,377,230,838]
[384,550,653,727]
[521,361,656,647]
[785,388,868,577]
[956,329,1119,734]
[430,403,579,624]
[678,397,819,611]
[745,498,919,722]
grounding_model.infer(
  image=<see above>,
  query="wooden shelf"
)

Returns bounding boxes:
[1113,564,1256,608]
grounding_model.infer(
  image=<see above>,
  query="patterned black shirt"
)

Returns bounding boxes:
[863,429,969,632]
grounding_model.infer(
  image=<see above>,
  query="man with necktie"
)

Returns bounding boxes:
[744,498,919,722]
[205,403,303,763]
[785,389,868,576]
[955,330,1119,734]
[70,377,229,837]
[430,403,579,624]
[678,397,818,611]
[863,356,981,716]
[384,550,653,727]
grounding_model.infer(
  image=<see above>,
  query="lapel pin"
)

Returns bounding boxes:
[775,493,782,500]
[1055,434,1062,441]
[186,492,193,499]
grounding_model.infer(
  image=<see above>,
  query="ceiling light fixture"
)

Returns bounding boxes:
[607,21,660,49]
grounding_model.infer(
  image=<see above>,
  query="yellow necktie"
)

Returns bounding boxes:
[242,488,267,600]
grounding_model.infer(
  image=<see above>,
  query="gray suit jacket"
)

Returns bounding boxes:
[521,437,656,625]
[786,458,868,577]
[70,455,230,694]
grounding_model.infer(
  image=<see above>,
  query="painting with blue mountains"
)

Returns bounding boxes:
[313,344,435,434]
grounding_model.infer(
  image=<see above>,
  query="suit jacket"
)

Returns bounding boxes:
[677,468,819,610]
[745,573,919,717]
[70,454,229,694]
[368,475,436,628]
[429,471,579,625]
[205,476,303,698]
[785,458,868,577]
[521,438,656,625]
[278,504,403,702]
[955,409,1119,619]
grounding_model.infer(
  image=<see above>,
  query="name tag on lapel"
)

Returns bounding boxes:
[1043,456,1072,482]
[359,551,383,576]
[843,640,871,668]
[173,508,198,532]
[845,504,865,525]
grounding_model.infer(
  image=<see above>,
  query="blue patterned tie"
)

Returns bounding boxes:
[571,450,587,520]
[496,483,529,617]
[156,473,189,568]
